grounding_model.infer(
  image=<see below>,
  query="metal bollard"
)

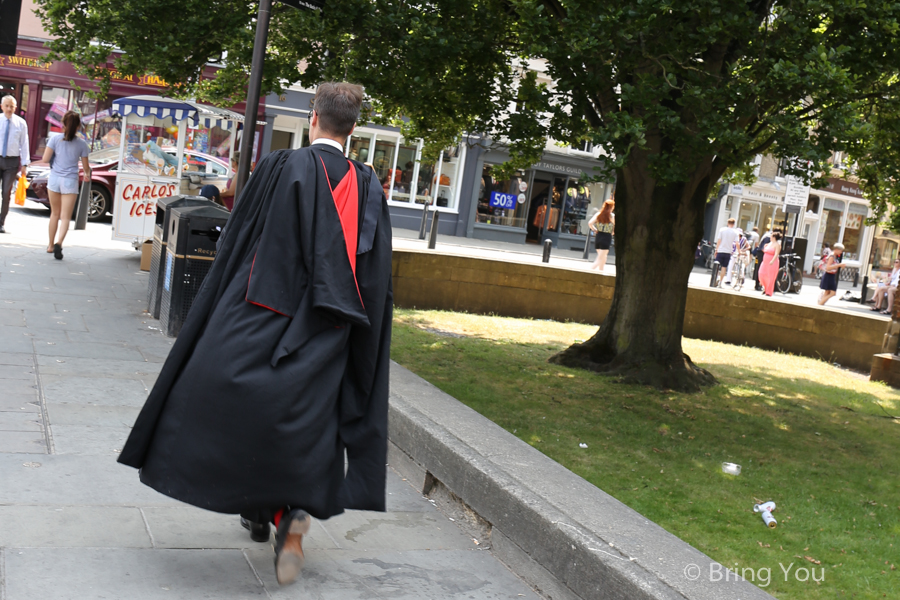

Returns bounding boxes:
[427,210,440,249]
[582,231,592,260]
[710,262,721,287]
[852,270,859,287]
[418,202,430,240]
[542,239,552,263]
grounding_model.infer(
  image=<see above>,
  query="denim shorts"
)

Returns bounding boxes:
[48,172,80,195]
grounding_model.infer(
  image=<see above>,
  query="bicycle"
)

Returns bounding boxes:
[731,252,751,291]
[775,253,801,294]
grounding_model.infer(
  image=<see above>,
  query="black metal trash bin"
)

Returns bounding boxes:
[159,204,230,337]
[147,195,214,319]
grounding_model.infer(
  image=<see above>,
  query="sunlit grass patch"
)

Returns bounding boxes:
[391,309,900,599]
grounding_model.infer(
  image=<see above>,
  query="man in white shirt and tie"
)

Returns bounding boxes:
[1,95,31,234]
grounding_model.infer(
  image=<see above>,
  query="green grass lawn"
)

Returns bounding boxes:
[390,309,900,599]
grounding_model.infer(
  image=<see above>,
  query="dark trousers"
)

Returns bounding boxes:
[753,256,762,289]
[0,156,22,227]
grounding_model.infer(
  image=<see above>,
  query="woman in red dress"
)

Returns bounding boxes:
[758,232,782,296]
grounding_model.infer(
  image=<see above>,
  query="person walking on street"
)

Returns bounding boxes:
[753,228,772,291]
[0,95,31,234]
[588,198,615,271]
[42,111,91,260]
[749,227,760,252]
[714,218,739,286]
[758,232,782,296]
[117,82,394,586]
[818,243,846,305]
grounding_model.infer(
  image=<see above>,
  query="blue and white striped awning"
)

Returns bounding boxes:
[111,96,252,128]
[112,96,198,123]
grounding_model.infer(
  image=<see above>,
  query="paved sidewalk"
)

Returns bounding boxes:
[0,218,540,598]
[394,228,883,318]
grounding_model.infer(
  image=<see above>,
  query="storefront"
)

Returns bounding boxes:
[263,88,613,245]
[263,88,477,236]
[1,38,264,162]
[804,178,872,276]
[706,175,874,278]
[469,148,612,249]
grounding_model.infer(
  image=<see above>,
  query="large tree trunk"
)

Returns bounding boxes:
[550,163,716,391]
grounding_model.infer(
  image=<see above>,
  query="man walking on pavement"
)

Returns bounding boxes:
[117,82,394,586]
[714,218,739,286]
[0,95,31,234]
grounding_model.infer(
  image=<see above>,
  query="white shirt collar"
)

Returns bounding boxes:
[311,138,346,153]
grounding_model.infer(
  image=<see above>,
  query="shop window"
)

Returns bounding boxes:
[806,195,820,213]
[477,165,529,228]
[841,203,867,260]
[560,180,607,235]
[388,143,419,203]
[737,201,761,232]
[36,87,72,155]
[429,147,460,208]
[347,134,372,163]
[270,129,294,151]
[371,138,397,193]
[872,227,900,271]
[816,199,845,256]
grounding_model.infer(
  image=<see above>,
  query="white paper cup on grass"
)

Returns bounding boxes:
[721,462,741,475]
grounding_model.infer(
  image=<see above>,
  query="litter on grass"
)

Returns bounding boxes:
[579,443,588,448]
[754,501,777,528]
[722,462,741,475]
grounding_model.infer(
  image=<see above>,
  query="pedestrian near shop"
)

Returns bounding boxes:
[818,242,846,305]
[714,218,739,286]
[43,111,90,260]
[758,232,782,296]
[117,82,393,586]
[753,229,772,291]
[0,95,31,234]
[588,198,615,271]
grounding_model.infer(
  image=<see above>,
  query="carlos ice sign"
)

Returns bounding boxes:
[113,175,177,242]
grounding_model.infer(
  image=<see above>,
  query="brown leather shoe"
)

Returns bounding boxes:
[274,508,311,585]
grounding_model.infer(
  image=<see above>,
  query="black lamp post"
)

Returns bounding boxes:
[234,0,325,201]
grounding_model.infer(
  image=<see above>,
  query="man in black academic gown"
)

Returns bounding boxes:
[117,82,393,585]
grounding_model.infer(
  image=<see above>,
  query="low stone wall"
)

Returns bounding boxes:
[388,363,774,600]
[392,249,885,371]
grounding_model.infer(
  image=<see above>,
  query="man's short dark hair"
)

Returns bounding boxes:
[313,82,363,137]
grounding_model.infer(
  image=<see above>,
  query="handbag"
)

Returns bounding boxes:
[14,173,28,206]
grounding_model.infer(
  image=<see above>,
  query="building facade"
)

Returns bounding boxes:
[262,86,614,249]
[704,154,877,279]
[3,2,264,162]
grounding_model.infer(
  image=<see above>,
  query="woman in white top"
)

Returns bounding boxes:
[42,111,91,260]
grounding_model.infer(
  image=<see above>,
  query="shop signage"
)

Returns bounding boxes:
[530,161,585,176]
[490,191,517,209]
[1,48,170,90]
[744,189,783,202]
[730,184,744,195]
[783,175,811,208]
[824,177,864,198]
[517,193,526,204]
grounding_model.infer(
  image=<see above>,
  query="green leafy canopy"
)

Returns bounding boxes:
[36,0,900,206]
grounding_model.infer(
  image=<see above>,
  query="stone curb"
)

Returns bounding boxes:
[387,363,774,600]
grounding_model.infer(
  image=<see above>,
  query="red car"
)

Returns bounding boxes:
[27,147,230,222]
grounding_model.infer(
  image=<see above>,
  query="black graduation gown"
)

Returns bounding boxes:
[117,145,393,520]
